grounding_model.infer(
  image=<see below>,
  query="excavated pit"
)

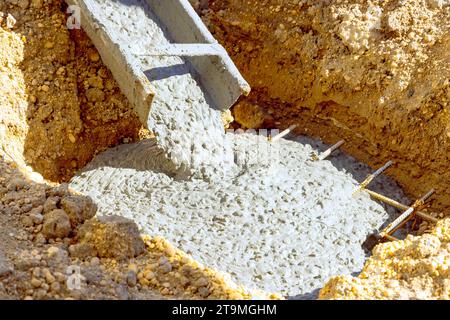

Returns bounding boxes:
[62,0,408,297]
[0,0,447,300]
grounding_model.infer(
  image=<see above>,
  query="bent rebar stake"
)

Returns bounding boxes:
[312,140,345,161]
[379,188,435,238]
[364,188,436,251]
[365,189,439,223]
[269,125,298,143]
[352,160,393,196]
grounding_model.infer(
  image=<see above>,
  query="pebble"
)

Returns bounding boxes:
[50,282,61,293]
[88,50,100,62]
[126,270,137,287]
[30,212,44,225]
[44,41,54,49]
[197,286,210,298]
[44,269,56,284]
[22,216,34,227]
[144,270,155,281]
[68,133,76,144]
[31,278,42,288]
[6,14,16,29]
[90,257,100,266]
[42,209,71,239]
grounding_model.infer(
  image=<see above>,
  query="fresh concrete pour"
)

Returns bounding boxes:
[70,132,409,297]
[68,0,409,298]
[87,0,235,179]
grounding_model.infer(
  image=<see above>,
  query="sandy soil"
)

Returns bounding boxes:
[320,218,450,300]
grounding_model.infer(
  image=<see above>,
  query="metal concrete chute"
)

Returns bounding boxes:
[65,0,250,126]
[143,0,251,111]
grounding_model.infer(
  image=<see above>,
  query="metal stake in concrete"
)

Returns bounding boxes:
[311,140,345,161]
[365,189,439,223]
[364,189,436,251]
[352,160,393,196]
[269,125,298,143]
[379,188,435,237]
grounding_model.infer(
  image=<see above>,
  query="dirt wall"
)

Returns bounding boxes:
[0,0,148,183]
[202,0,450,212]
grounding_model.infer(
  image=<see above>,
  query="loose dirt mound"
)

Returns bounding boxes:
[203,0,450,212]
[319,218,450,299]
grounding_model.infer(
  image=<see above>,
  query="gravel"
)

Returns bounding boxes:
[70,132,409,297]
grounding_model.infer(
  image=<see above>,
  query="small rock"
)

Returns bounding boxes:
[30,211,44,225]
[50,282,61,293]
[44,41,54,49]
[60,195,97,227]
[29,205,43,216]
[85,88,105,102]
[31,278,42,288]
[30,0,43,9]
[46,183,69,197]
[0,250,14,278]
[56,67,65,76]
[15,250,40,271]
[90,257,100,266]
[144,270,155,280]
[126,270,137,287]
[34,233,46,244]
[22,215,34,227]
[7,178,27,191]
[158,258,172,274]
[34,289,47,299]
[193,277,209,288]
[68,243,97,259]
[77,216,145,260]
[115,285,129,300]
[68,133,76,144]
[6,14,16,29]
[43,269,56,284]
[83,269,102,285]
[43,197,59,214]
[42,209,71,239]
[88,49,100,62]
[197,286,210,298]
